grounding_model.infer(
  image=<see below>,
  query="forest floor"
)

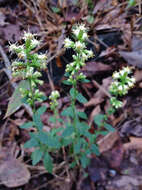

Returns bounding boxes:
[1,0,142,190]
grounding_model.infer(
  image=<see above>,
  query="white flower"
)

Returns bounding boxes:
[82,52,88,60]
[38,54,47,60]
[26,67,34,77]
[112,72,120,79]
[130,77,135,83]
[49,90,60,100]
[75,41,85,50]
[82,32,88,40]
[72,28,80,37]
[123,66,131,74]
[33,71,41,78]
[87,50,93,58]
[79,24,87,32]
[23,32,34,40]
[64,38,73,48]
[118,85,123,91]
[119,69,126,76]
[17,51,26,59]
[9,44,18,52]
[31,39,40,47]
[110,97,123,109]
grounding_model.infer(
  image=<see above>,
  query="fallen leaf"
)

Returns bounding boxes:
[0,159,30,187]
[124,137,142,151]
[5,80,30,118]
[0,148,30,188]
[81,62,112,77]
[120,117,142,137]
[119,36,142,68]
[102,139,124,170]
[98,131,120,153]
[88,157,108,183]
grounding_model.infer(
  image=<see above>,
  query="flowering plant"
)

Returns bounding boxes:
[8,26,136,174]
[9,32,47,110]
[109,67,135,109]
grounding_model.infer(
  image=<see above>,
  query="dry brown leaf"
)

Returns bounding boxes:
[81,62,112,77]
[0,158,30,187]
[124,137,142,151]
[0,148,30,187]
[98,131,120,153]
[85,96,104,107]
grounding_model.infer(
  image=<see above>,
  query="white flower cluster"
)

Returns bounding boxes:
[110,67,135,96]
[110,97,123,109]
[109,67,135,109]
[49,90,60,110]
[64,24,94,83]
[9,32,47,105]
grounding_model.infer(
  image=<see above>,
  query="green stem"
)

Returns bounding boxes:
[29,78,36,113]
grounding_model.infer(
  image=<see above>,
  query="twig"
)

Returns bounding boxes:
[31,0,45,30]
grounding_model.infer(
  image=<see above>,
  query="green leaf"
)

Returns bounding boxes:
[31,148,43,165]
[37,131,61,149]
[61,106,74,118]
[128,0,136,7]
[76,93,87,103]
[77,122,89,135]
[36,106,47,116]
[104,123,115,132]
[47,136,61,149]
[33,113,43,130]
[43,152,53,173]
[77,111,87,119]
[49,116,56,123]
[74,139,82,154]
[81,78,90,83]
[90,144,100,156]
[69,161,77,168]
[80,154,90,168]
[94,114,105,127]
[20,121,34,129]
[50,127,63,136]
[5,80,30,118]
[24,138,39,148]
[62,80,72,85]
[61,138,73,146]
[62,126,74,137]
[70,88,78,98]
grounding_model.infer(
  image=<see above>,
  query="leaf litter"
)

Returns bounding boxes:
[1,0,142,189]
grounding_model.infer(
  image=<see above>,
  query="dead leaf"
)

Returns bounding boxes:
[124,137,142,151]
[0,12,7,26]
[88,157,108,183]
[120,117,142,137]
[119,36,142,68]
[5,80,30,118]
[0,158,30,187]
[85,77,112,107]
[102,139,124,170]
[0,148,30,187]
[98,131,120,153]
[81,62,112,77]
